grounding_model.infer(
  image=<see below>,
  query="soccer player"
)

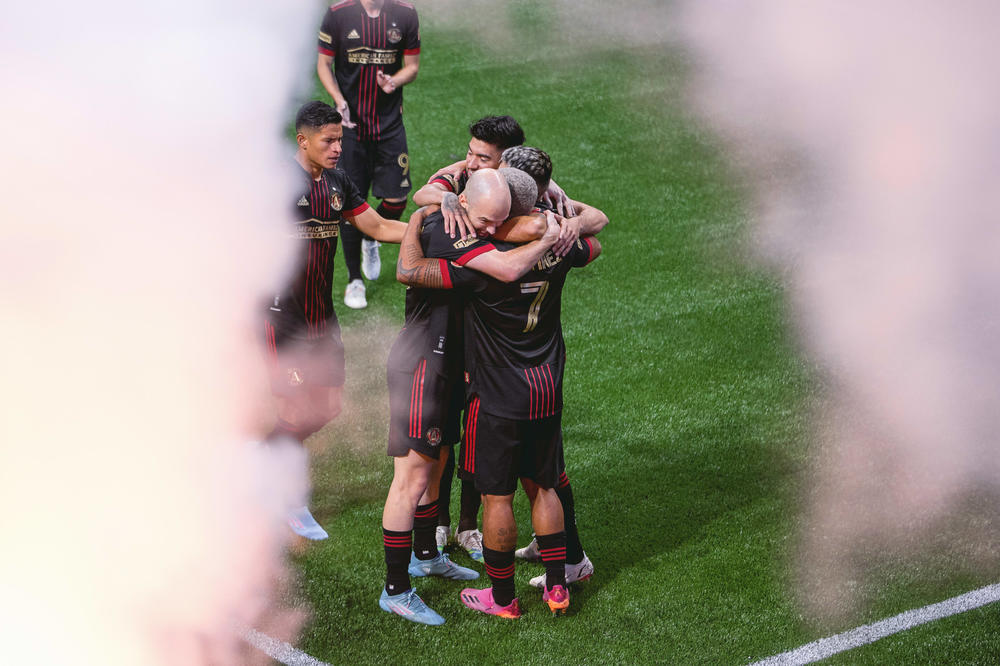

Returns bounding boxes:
[398,163,607,619]
[379,169,558,625]
[263,100,407,539]
[317,0,420,309]
[498,146,606,587]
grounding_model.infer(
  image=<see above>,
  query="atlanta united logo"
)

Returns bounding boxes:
[287,368,304,387]
[426,427,442,446]
[387,27,402,43]
[330,191,343,211]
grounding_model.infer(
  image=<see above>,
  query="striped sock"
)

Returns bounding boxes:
[377,199,407,220]
[413,502,439,560]
[536,531,567,589]
[484,547,516,606]
[383,528,412,595]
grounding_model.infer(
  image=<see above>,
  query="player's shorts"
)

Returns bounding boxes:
[462,396,563,496]
[339,123,411,201]
[263,318,346,396]
[387,357,463,460]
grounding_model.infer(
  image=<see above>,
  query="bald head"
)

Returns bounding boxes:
[461,168,512,237]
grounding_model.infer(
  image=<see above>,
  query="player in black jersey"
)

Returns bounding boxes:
[378,169,558,625]
[398,162,607,619]
[499,146,608,587]
[262,101,407,540]
[317,0,420,308]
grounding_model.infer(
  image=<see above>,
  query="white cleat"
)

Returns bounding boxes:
[514,536,541,561]
[455,528,484,563]
[436,524,451,552]
[528,553,594,588]
[362,239,381,280]
[344,279,367,309]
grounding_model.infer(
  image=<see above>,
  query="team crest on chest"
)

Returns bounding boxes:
[387,26,402,43]
[426,427,441,446]
[287,368,304,387]
[330,190,343,211]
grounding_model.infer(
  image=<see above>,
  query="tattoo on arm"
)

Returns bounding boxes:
[397,218,447,288]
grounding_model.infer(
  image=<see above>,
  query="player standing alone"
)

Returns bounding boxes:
[262,101,406,539]
[317,0,420,309]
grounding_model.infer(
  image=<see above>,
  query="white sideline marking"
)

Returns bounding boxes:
[752,583,1000,665]
[243,628,333,666]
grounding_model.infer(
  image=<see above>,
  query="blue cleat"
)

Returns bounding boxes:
[378,588,445,625]
[287,506,328,540]
[408,552,479,580]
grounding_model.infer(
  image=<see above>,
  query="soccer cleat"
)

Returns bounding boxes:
[378,588,445,626]
[542,584,570,616]
[529,553,594,588]
[459,587,521,619]
[344,279,367,309]
[362,239,381,280]
[435,525,451,552]
[286,506,328,540]
[454,528,484,563]
[514,535,541,561]
[408,552,479,580]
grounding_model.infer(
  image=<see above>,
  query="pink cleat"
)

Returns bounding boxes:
[459,587,521,619]
[542,585,570,616]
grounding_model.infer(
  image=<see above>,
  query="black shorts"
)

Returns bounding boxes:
[339,124,411,201]
[462,396,562,496]
[387,358,463,459]
[263,318,345,395]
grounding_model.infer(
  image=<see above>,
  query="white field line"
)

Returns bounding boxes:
[752,583,1000,665]
[243,628,333,666]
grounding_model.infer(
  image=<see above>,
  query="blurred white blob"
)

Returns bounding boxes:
[0,0,320,663]
[681,0,1000,615]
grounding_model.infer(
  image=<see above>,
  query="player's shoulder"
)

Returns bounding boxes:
[329,0,356,13]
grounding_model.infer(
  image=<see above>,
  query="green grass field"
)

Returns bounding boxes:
[286,4,1000,663]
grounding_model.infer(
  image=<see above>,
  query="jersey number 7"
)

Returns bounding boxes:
[520,281,550,333]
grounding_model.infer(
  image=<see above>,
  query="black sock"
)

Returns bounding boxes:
[437,447,455,528]
[377,199,407,220]
[413,503,439,560]
[340,220,363,282]
[383,528,412,595]
[457,479,481,533]
[556,473,584,564]
[536,531,567,589]
[483,547,516,606]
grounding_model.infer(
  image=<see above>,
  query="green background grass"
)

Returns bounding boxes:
[285,3,1000,663]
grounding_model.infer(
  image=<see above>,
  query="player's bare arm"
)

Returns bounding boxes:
[492,211,546,243]
[377,53,419,93]
[397,211,560,288]
[316,53,356,128]
[346,206,407,244]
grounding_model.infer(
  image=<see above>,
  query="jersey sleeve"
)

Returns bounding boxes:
[444,262,487,291]
[402,5,420,55]
[569,236,599,267]
[318,9,338,56]
[428,172,458,192]
[337,171,369,216]
[424,218,497,265]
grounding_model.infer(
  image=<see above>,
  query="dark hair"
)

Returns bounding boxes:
[295,100,342,132]
[500,146,552,192]
[469,115,525,151]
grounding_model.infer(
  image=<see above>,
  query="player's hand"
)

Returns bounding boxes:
[376,70,397,94]
[336,101,356,128]
[441,192,475,239]
[541,210,561,247]
[552,213,581,257]
[541,180,572,217]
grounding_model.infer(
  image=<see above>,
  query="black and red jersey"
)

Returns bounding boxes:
[458,237,600,420]
[427,167,470,196]
[386,211,495,379]
[267,165,368,340]
[318,0,420,141]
